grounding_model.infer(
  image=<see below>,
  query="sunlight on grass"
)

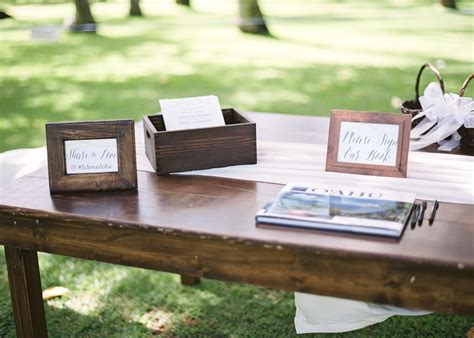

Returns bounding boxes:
[48,291,103,316]
[0,4,473,332]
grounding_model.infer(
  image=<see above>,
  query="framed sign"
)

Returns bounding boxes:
[46,120,137,193]
[325,110,411,177]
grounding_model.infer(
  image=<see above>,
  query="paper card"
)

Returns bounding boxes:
[159,95,225,131]
[337,122,399,166]
[64,138,118,174]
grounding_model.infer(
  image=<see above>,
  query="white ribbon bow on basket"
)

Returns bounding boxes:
[410,82,474,151]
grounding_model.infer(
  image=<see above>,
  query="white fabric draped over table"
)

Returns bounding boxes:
[0,147,47,186]
[1,142,472,204]
[177,141,474,204]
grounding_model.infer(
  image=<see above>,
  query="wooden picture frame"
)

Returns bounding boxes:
[325,110,411,178]
[46,120,137,193]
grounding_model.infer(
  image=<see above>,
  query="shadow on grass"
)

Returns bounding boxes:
[1,5,472,152]
[1,27,470,150]
[102,266,297,336]
[46,306,151,337]
[0,249,152,337]
[1,60,470,152]
[103,267,474,337]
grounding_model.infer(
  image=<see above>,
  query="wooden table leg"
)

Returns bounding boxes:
[180,274,200,285]
[5,246,48,338]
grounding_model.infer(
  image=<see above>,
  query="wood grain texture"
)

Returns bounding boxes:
[3,168,473,266]
[0,172,473,316]
[46,120,137,193]
[1,112,473,336]
[5,247,48,338]
[326,110,411,177]
[143,109,257,175]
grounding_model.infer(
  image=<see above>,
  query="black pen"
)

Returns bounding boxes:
[411,203,420,229]
[428,200,439,225]
[418,200,427,226]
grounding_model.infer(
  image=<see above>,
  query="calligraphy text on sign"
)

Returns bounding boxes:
[337,122,399,166]
[64,138,118,174]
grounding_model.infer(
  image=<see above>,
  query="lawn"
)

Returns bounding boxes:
[0,0,473,336]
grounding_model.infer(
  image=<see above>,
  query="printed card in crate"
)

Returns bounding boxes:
[143,107,257,175]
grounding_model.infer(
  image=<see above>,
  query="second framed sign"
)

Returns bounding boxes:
[325,110,411,178]
[46,120,137,193]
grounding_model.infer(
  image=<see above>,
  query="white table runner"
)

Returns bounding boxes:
[179,141,474,205]
[2,142,472,204]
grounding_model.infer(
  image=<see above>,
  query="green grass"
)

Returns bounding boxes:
[1,0,473,152]
[0,0,473,336]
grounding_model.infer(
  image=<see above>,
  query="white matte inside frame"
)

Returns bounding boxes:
[64,138,119,174]
[337,122,399,166]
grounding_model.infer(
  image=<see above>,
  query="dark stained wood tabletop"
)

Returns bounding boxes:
[2,166,473,268]
[1,112,473,329]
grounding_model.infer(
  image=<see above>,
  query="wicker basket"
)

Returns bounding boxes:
[401,63,445,128]
[457,74,473,154]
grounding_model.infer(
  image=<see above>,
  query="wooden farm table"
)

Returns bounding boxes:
[1,112,473,337]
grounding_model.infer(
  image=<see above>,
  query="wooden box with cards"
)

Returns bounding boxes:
[143,108,257,175]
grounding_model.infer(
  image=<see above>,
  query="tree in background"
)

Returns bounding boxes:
[0,4,12,20]
[129,0,143,16]
[238,0,269,35]
[74,0,95,25]
[176,0,191,6]
[440,0,456,9]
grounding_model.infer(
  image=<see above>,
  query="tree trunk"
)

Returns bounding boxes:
[129,0,143,17]
[440,0,456,9]
[75,0,95,24]
[176,0,191,6]
[0,11,12,20]
[238,0,269,35]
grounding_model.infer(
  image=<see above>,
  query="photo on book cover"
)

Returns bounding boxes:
[256,184,415,238]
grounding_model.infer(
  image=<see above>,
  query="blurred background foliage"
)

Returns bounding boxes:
[1,0,472,153]
[0,1,473,335]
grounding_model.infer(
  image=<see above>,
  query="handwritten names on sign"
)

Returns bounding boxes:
[337,122,399,166]
[64,138,118,174]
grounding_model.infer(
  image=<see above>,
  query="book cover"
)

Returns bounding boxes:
[256,184,415,238]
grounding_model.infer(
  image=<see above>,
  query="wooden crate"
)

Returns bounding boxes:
[143,108,257,175]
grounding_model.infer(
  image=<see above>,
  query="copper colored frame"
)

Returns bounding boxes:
[325,110,411,178]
